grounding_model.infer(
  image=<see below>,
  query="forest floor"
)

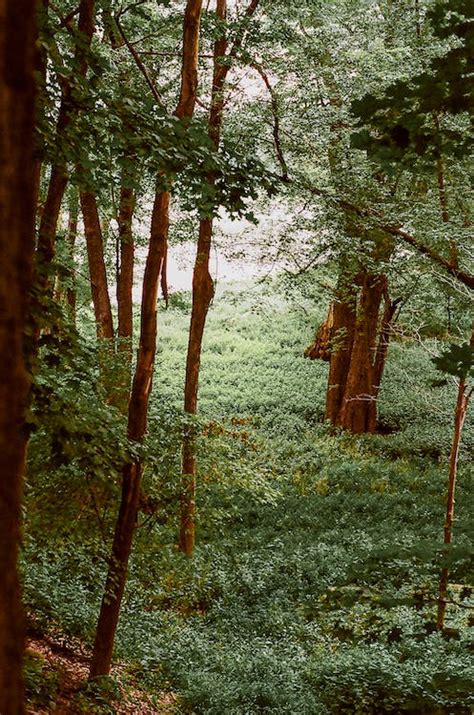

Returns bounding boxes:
[25,632,176,714]
[23,282,474,714]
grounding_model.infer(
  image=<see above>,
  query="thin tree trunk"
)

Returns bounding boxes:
[89,0,203,678]
[116,184,135,408]
[66,189,79,321]
[179,0,261,556]
[0,2,37,711]
[180,0,227,556]
[337,272,385,433]
[371,289,401,417]
[35,0,95,292]
[80,191,114,340]
[437,331,473,630]
[181,217,216,554]
[32,0,49,211]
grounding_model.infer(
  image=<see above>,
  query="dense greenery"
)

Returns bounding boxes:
[1,0,472,711]
[23,280,473,713]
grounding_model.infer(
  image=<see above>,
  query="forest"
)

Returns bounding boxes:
[0,0,473,712]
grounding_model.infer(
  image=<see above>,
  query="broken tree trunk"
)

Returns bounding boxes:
[336,272,386,434]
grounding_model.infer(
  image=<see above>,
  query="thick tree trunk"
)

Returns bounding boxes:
[325,281,357,424]
[336,273,385,434]
[89,0,203,678]
[0,2,37,711]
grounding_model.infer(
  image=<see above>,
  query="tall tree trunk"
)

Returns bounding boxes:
[337,272,385,434]
[35,0,95,294]
[66,188,79,321]
[33,0,49,211]
[80,190,114,341]
[80,190,116,398]
[179,0,261,556]
[180,217,216,554]
[180,0,227,556]
[116,184,136,409]
[0,2,37,711]
[89,0,203,678]
[324,278,357,424]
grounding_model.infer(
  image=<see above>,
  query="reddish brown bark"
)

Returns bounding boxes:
[66,189,79,320]
[80,191,114,340]
[0,1,37,711]
[437,330,473,630]
[305,305,334,362]
[89,0,203,678]
[117,186,135,343]
[325,287,357,424]
[115,185,136,408]
[372,290,400,404]
[179,0,261,556]
[336,273,386,434]
[180,0,227,556]
[35,0,95,289]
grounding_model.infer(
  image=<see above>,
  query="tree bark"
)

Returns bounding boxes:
[116,185,135,408]
[325,285,357,424]
[179,0,261,556]
[66,188,79,321]
[0,1,37,711]
[305,304,334,362]
[336,272,386,434]
[180,0,228,556]
[372,289,400,405]
[89,0,203,678]
[35,0,95,293]
[80,191,114,341]
[437,330,473,630]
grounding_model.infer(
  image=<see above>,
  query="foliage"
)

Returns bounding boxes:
[24,283,474,713]
[351,0,474,163]
[432,342,474,379]
[24,651,60,709]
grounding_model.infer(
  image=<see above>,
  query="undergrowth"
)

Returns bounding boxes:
[23,280,474,714]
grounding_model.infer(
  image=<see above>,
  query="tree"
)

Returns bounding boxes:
[180,0,261,555]
[89,0,204,678]
[35,0,96,297]
[433,337,474,630]
[0,1,38,711]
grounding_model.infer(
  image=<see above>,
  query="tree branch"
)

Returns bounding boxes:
[115,14,165,108]
[252,63,289,182]
[227,0,261,62]
[304,184,474,290]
